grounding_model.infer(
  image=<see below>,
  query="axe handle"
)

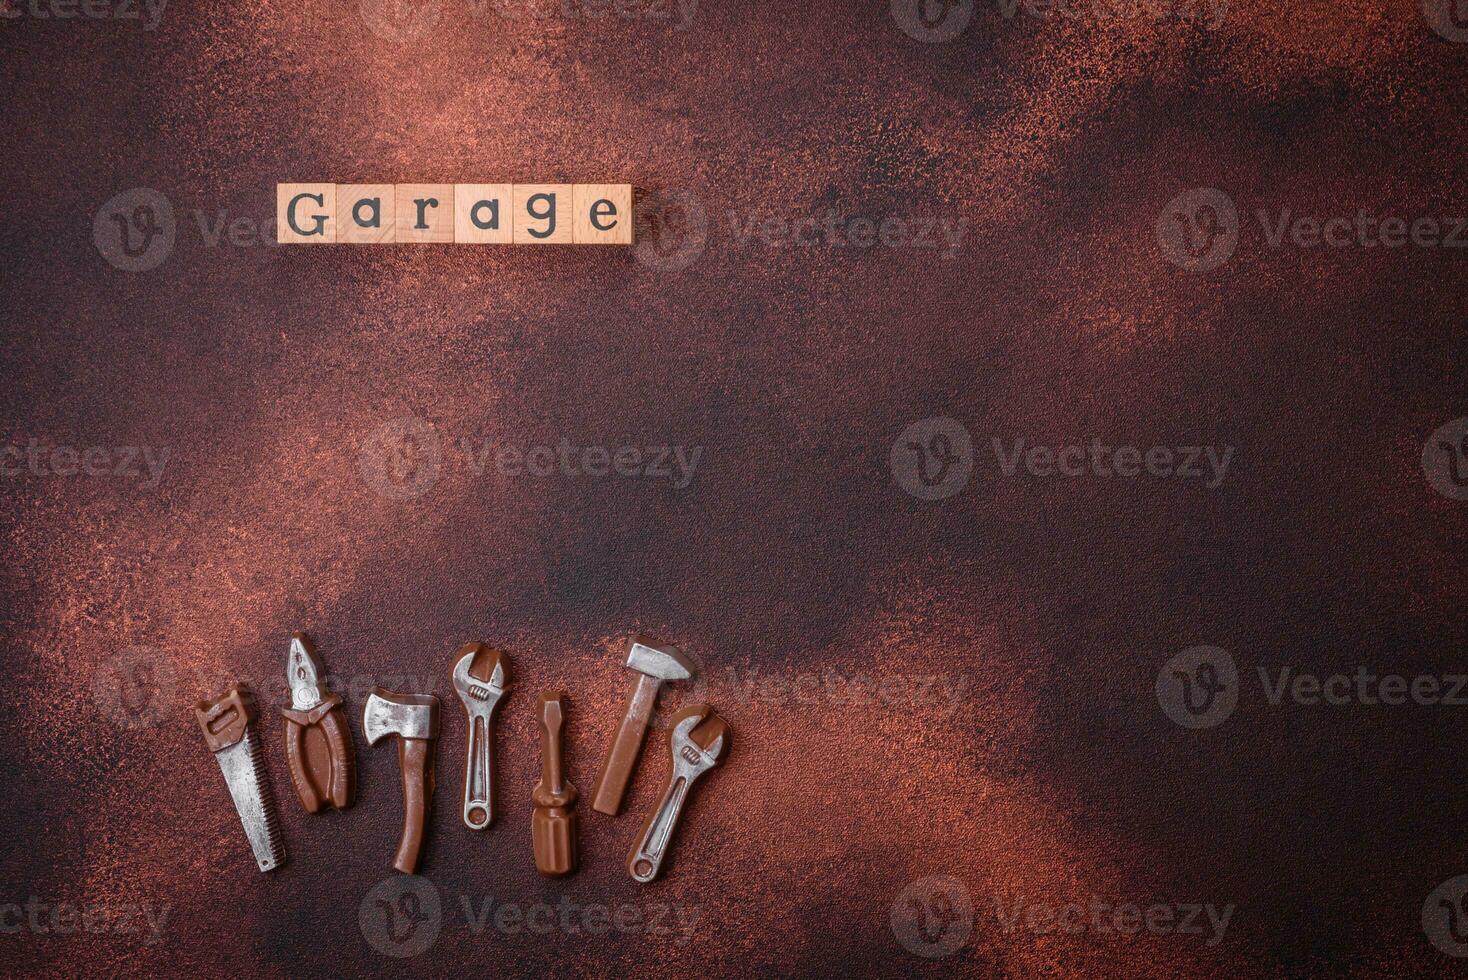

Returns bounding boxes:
[393,737,435,874]
[591,674,661,816]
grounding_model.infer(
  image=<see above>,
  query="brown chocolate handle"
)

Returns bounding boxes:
[318,707,355,810]
[591,674,660,815]
[283,716,323,813]
[393,737,434,874]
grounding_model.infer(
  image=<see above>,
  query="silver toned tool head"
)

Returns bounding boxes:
[363,688,440,744]
[670,708,725,768]
[625,636,697,682]
[287,633,328,712]
[452,645,507,706]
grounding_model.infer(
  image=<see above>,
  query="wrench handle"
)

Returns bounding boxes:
[462,713,493,829]
[393,737,435,874]
[627,775,691,883]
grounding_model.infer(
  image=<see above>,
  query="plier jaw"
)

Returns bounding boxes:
[280,633,356,814]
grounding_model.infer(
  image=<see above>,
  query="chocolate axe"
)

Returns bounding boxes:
[364,688,440,874]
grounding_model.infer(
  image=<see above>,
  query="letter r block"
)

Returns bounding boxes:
[277,183,336,243]
[395,184,455,243]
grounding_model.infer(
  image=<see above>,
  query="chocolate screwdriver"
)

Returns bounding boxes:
[531,691,578,876]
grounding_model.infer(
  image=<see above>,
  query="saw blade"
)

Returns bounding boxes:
[215,729,284,872]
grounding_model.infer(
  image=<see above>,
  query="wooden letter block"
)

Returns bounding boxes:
[573,184,634,245]
[336,184,395,244]
[395,184,455,243]
[453,184,512,244]
[513,184,574,244]
[277,183,336,243]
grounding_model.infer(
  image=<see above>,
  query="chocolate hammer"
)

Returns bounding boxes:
[590,636,697,816]
[363,688,440,874]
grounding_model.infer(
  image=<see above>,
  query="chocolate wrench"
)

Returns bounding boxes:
[627,704,728,883]
[451,643,508,830]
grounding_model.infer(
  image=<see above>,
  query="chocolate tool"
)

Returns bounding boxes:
[363,688,440,874]
[532,691,578,876]
[590,636,698,816]
[450,643,508,830]
[194,684,285,873]
[280,633,355,813]
[627,703,727,883]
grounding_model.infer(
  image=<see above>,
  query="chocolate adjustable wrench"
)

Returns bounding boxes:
[451,643,508,830]
[195,684,285,873]
[627,703,728,883]
[280,633,355,813]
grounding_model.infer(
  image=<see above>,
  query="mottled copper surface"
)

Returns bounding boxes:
[2,0,1467,975]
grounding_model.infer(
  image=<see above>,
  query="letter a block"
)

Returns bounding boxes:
[336,184,396,244]
[453,184,513,244]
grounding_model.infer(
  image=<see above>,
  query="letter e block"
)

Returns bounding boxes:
[573,184,633,244]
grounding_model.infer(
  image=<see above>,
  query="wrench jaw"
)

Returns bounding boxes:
[451,643,509,830]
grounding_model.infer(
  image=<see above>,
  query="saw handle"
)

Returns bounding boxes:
[393,737,435,874]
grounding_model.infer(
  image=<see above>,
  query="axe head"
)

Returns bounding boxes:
[363,688,439,744]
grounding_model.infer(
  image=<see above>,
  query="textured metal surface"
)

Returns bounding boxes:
[215,732,285,873]
[2,0,1468,975]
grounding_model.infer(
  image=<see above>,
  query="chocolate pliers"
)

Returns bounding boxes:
[280,633,355,813]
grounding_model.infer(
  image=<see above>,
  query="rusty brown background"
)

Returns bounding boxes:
[3,0,1468,975]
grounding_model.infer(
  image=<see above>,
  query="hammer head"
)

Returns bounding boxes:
[625,635,697,682]
[363,688,440,744]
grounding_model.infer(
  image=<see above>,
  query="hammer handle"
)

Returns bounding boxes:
[393,737,434,874]
[591,674,660,816]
